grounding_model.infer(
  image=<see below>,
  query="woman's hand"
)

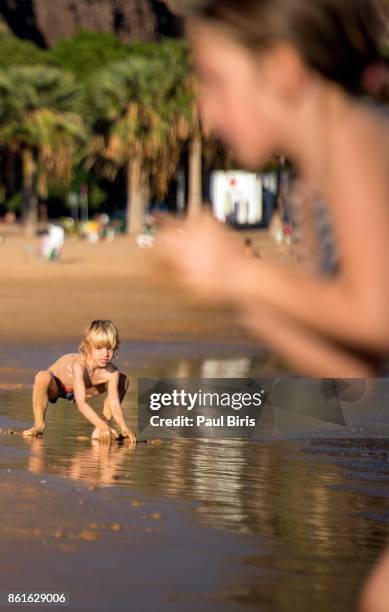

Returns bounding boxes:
[156,211,249,304]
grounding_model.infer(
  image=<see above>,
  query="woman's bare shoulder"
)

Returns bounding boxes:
[335,101,389,162]
[323,99,389,290]
[325,101,389,204]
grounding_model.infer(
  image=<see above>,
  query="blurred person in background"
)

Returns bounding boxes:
[40,224,65,261]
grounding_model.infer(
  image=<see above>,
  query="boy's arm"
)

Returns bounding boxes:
[107,372,136,442]
[72,362,112,433]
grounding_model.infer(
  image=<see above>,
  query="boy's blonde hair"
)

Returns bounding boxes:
[79,320,120,358]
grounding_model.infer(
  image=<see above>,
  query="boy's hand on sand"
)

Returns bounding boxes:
[120,426,137,446]
[22,425,45,437]
[91,425,119,443]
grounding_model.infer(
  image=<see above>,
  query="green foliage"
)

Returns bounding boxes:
[88,183,107,209]
[0,64,86,203]
[5,191,22,212]
[0,31,200,213]
[0,65,84,149]
[85,46,195,198]
[128,38,188,61]
[0,65,83,121]
[0,33,58,69]
[50,31,130,81]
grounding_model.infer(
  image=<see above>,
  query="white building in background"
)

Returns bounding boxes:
[210,170,278,227]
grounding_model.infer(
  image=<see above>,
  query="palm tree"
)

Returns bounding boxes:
[0,65,85,234]
[88,49,190,235]
[160,47,204,219]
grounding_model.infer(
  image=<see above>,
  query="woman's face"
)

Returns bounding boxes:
[187,20,294,168]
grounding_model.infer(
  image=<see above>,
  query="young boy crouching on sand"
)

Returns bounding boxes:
[22,320,136,445]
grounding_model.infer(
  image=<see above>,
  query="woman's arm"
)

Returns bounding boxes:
[236,119,389,352]
[238,300,379,377]
[159,209,389,354]
[234,254,389,353]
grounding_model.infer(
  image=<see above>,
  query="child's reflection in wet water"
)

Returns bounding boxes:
[25,436,135,487]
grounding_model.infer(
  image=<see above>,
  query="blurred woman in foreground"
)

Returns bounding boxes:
[160,0,389,377]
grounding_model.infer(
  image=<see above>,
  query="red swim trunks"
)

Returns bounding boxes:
[49,375,76,404]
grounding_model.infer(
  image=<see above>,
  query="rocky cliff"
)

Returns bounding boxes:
[0,0,179,47]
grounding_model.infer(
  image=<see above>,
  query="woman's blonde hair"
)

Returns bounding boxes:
[78,320,120,358]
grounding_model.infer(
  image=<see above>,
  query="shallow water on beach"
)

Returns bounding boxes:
[1,343,389,611]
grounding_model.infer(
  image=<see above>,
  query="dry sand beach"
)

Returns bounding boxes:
[0,224,285,346]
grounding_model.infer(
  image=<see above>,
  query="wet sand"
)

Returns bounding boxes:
[0,469,261,612]
[1,385,389,611]
[1,357,389,610]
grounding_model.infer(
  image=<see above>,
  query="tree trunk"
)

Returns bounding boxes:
[4,147,17,195]
[22,148,39,236]
[187,133,202,218]
[126,156,149,236]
